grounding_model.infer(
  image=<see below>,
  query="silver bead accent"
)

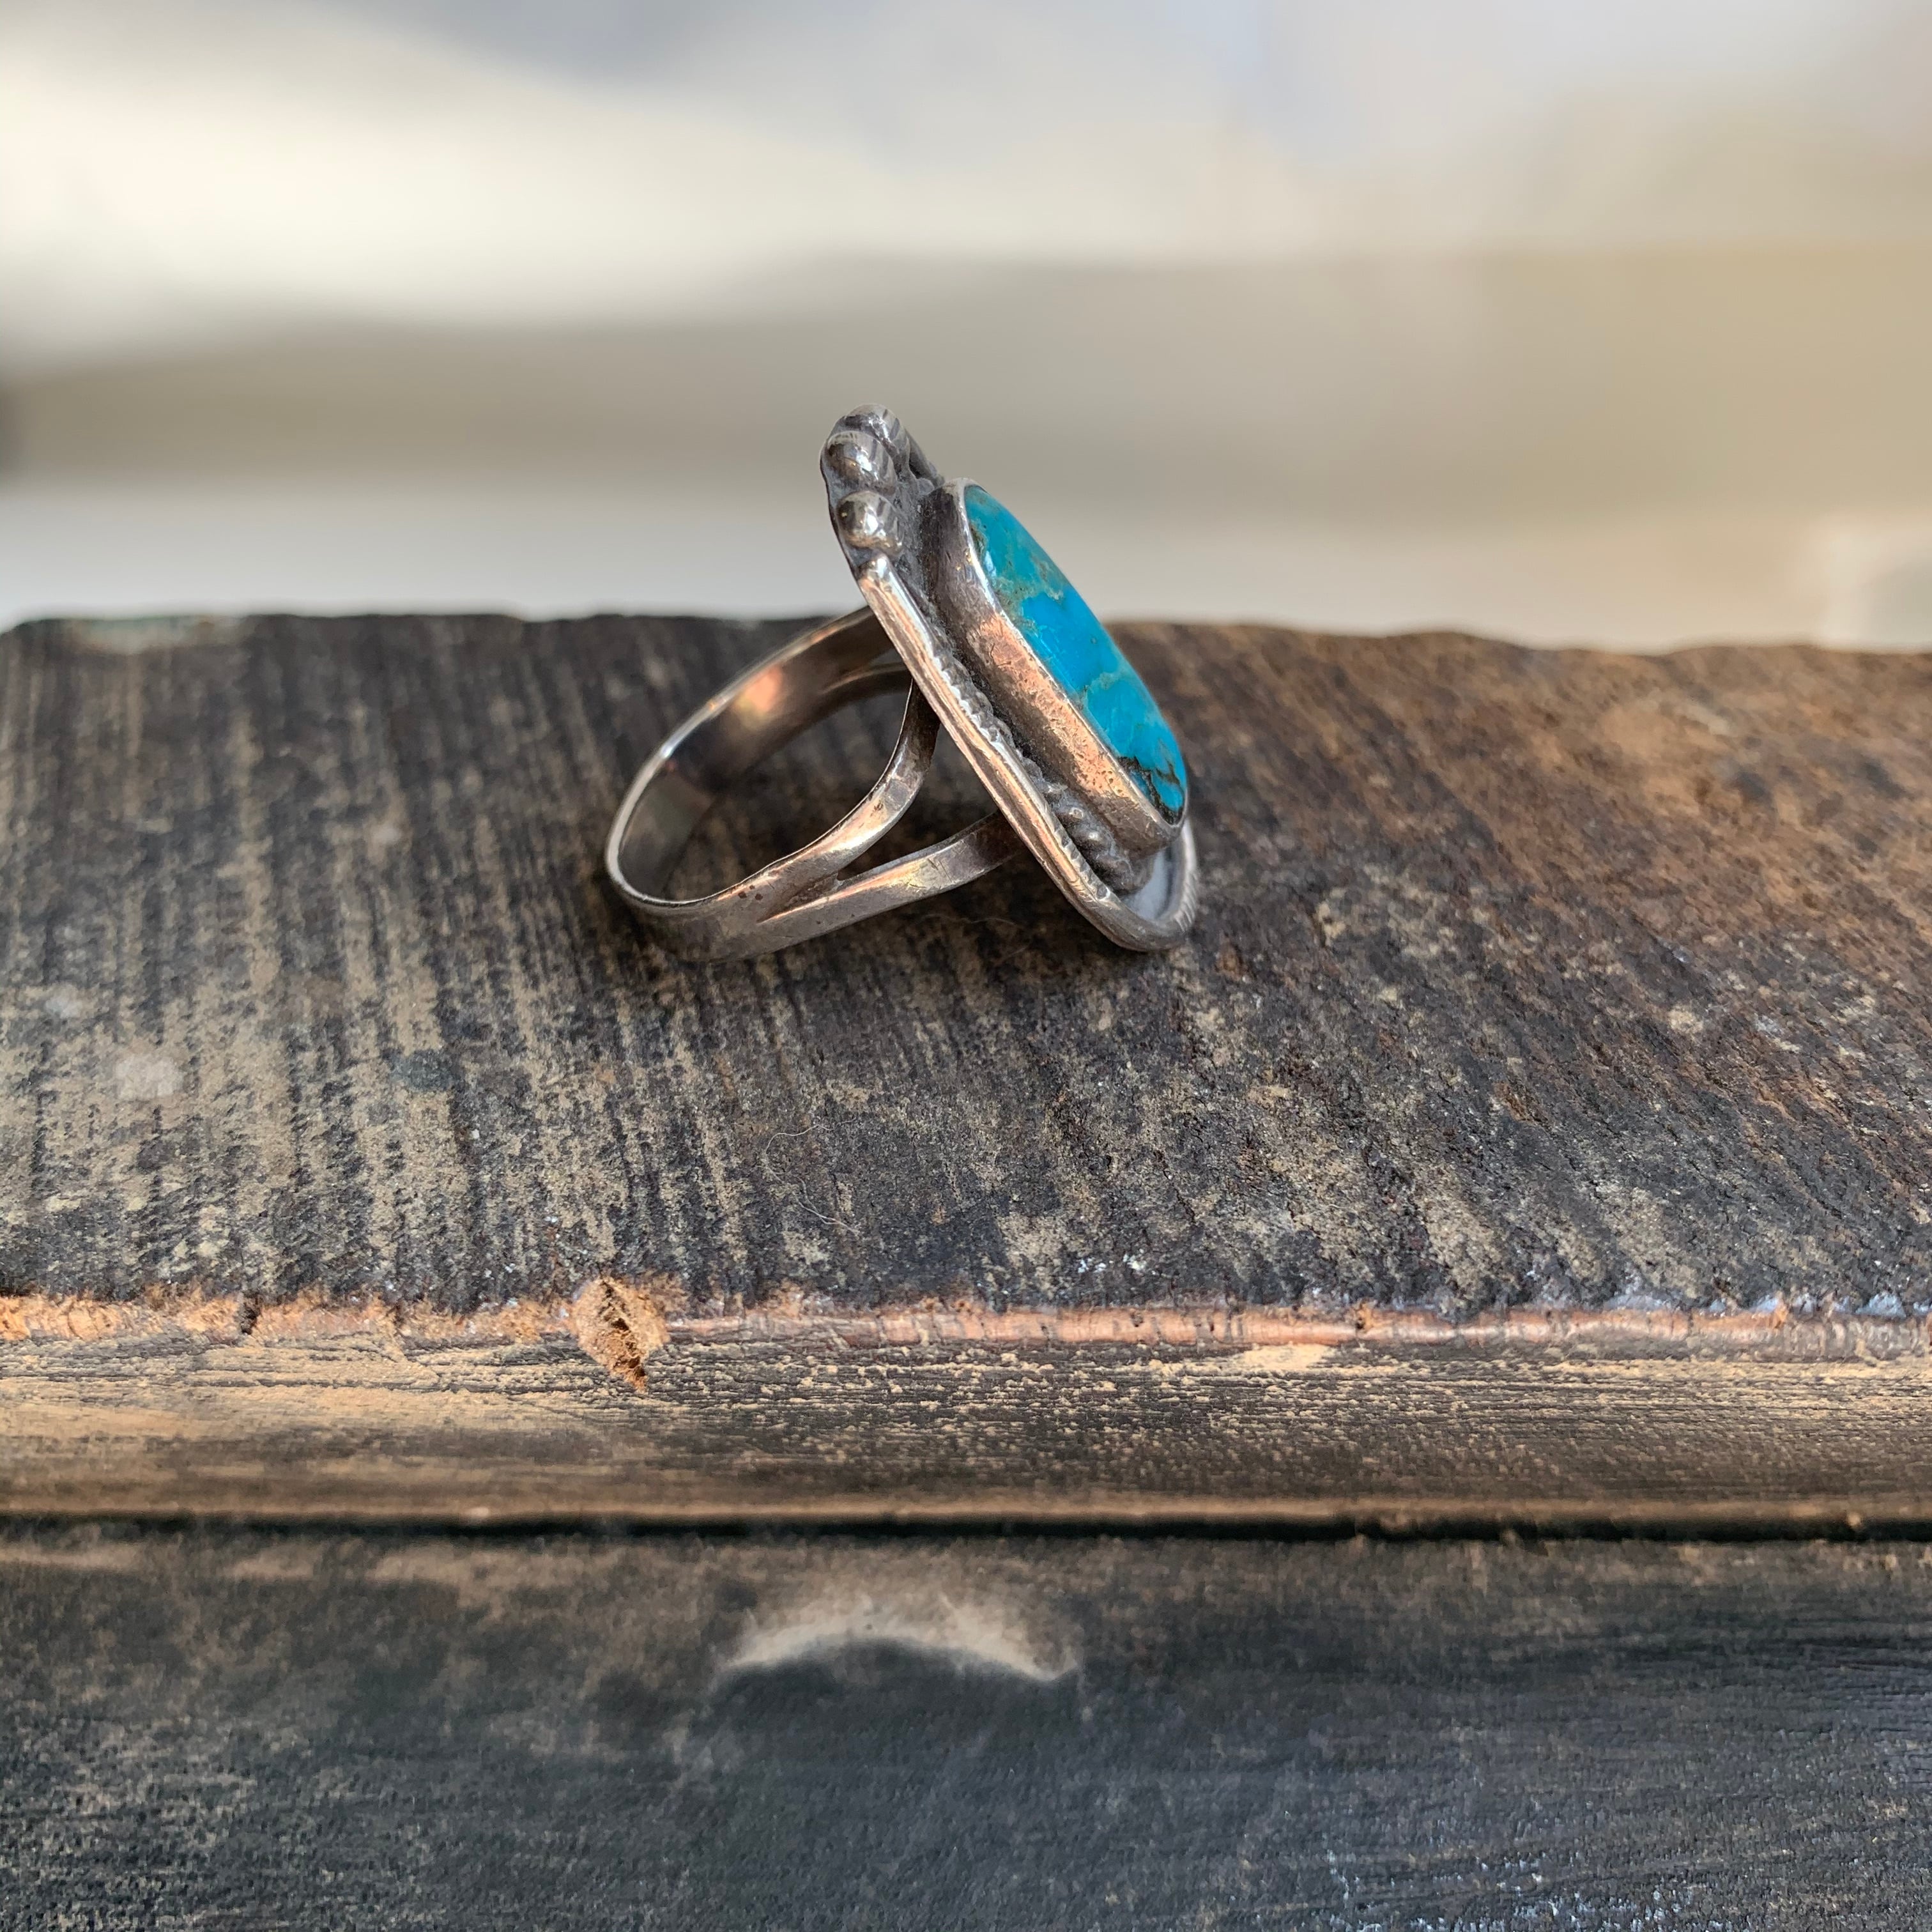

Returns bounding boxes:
[835,490,900,553]
[824,429,896,489]
[839,406,905,454]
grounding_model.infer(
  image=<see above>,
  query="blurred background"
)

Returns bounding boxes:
[4,0,1932,645]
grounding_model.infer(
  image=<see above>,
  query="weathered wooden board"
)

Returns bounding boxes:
[3,613,1931,1519]
[4,1522,1931,1929]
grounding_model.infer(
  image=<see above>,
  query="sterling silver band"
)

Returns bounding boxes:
[604,608,1016,961]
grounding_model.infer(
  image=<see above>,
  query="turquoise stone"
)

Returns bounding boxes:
[963,484,1186,820]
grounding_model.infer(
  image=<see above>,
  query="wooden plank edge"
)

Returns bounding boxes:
[4,1289,1926,1363]
[1,1494,1928,1536]
[11,1291,1932,1526]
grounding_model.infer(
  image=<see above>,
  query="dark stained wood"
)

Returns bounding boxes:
[5,1521,1932,1929]
[4,613,1932,1520]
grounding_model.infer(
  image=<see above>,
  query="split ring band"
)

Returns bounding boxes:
[603,608,1016,960]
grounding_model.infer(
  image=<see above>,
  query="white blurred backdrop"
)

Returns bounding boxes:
[4,0,1932,642]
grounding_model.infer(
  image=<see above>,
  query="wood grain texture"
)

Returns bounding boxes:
[5,1522,1932,1929]
[3,612,1931,1519]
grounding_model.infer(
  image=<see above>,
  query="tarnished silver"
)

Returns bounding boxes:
[606,408,1197,959]
[602,609,1016,960]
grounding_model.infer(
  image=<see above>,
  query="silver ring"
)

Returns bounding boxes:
[605,408,1199,960]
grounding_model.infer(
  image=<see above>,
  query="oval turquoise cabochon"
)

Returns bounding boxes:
[963,484,1186,821]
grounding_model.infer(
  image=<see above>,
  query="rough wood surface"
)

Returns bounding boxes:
[4,1522,1932,1929]
[4,613,1931,1519]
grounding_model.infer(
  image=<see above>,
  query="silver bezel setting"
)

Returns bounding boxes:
[821,408,1197,952]
[924,480,1181,876]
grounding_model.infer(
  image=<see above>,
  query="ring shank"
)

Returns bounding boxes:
[605,608,1015,960]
